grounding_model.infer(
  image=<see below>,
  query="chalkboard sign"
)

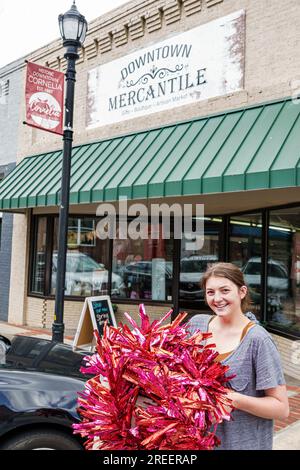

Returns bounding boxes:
[73,296,117,351]
[89,298,115,336]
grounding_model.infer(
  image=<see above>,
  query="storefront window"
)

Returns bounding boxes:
[112,222,173,301]
[267,207,300,334]
[31,216,47,294]
[51,217,111,297]
[179,218,221,305]
[229,213,262,318]
[28,208,300,339]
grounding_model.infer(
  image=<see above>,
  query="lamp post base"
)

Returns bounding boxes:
[52,323,65,343]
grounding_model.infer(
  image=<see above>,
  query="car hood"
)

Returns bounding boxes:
[180,272,204,283]
[244,274,288,289]
[0,369,86,429]
[0,369,86,391]
[57,271,122,285]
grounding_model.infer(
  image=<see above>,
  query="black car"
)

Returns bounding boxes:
[0,334,92,450]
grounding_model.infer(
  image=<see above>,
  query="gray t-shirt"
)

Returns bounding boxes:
[187,314,285,450]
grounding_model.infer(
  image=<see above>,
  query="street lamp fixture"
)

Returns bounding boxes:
[58,1,87,46]
[52,2,87,343]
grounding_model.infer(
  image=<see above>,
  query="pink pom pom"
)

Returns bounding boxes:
[73,305,234,450]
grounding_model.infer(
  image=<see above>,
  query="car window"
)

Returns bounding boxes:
[76,255,101,272]
[6,338,49,358]
[269,264,287,278]
[45,344,85,368]
[243,262,261,275]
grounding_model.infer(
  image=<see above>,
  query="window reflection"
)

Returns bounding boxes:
[229,213,262,318]
[31,217,47,294]
[112,222,173,301]
[268,207,300,334]
[179,218,221,304]
[29,208,300,337]
[51,217,112,297]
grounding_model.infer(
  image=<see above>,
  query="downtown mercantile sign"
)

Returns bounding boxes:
[87,10,245,128]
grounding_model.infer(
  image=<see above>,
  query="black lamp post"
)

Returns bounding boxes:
[52,1,87,342]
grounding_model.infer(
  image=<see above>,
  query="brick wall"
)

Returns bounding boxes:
[0,163,15,321]
[114,303,173,328]
[0,61,23,321]
[26,297,172,333]
[271,333,300,382]
[8,212,30,325]
[12,0,300,160]
[0,62,22,165]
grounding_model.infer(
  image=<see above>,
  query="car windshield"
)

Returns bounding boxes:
[0,336,92,378]
[66,255,101,273]
[53,253,102,273]
[127,263,152,273]
[244,262,261,275]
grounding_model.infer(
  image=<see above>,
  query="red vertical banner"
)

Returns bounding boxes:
[25,62,64,135]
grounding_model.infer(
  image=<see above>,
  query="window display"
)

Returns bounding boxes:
[112,223,173,301]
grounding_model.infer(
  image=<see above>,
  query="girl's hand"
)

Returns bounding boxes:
[223,387,240,409]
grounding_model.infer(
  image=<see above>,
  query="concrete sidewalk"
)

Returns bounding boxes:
[273,383,300,450]
[0,320,74,344]
[274,420,300,450]
[0,320,299,450]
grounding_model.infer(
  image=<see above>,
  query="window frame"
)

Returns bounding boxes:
[28,214,47,296]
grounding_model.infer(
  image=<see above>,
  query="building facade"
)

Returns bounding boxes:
[0,59,23,320]
[0,0,300,378]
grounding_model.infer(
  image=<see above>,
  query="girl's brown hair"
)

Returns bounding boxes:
[201,262,252,313]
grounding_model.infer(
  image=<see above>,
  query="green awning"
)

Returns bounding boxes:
[1,98,300,211]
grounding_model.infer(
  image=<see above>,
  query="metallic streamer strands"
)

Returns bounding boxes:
[73,305,234,450]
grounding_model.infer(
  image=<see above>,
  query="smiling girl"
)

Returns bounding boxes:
[188,262,289,450]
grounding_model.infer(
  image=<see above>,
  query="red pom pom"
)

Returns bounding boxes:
[73,305,234,450]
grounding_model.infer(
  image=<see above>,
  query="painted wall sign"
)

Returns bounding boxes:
[25,62,64,135]
[87,10,245,128]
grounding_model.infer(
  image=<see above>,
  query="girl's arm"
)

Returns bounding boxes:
[226,385,289,420]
